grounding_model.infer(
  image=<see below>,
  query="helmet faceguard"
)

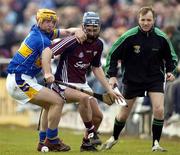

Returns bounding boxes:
[82,12,101,42]
[83,12,100,26]
[36,9,57,25]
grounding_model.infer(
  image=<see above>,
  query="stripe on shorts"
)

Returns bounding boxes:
[15,74,38,98]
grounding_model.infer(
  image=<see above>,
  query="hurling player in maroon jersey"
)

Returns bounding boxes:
[42,12,123,152]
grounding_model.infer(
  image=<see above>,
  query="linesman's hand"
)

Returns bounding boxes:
[166,72,175,81]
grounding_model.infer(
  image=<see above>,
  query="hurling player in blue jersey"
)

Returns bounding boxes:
[6,8,86,152]
[42,12,124,152]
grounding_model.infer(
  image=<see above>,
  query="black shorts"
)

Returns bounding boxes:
[122,81,164,99]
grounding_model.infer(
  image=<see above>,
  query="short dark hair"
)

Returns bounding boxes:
[138,6,156,19]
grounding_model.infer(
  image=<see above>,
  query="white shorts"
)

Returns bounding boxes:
[6,73,43,104]
[57,82,92,92]
[52,82,93,102]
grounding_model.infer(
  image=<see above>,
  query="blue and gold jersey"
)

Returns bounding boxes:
[8,25,60,77]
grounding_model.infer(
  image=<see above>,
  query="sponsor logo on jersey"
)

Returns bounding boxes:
[74,61,90,69]
[93,51,97,56]
[152,48,159,52]
[78,52,84,58]
[86,50,92,53]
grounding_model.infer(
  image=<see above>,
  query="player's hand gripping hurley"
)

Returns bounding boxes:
[55,80,127,106]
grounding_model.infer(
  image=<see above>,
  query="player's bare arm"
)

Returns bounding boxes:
[60,28,87,44]
[166,72,175,81]
[92,66,124,103]
[108,77,119,88]
[42,47,54,83]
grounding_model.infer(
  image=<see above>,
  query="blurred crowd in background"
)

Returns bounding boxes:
[1,0,180,61]
[0,0,180,132]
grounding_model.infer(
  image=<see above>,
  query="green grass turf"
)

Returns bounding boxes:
[0,125,179,155]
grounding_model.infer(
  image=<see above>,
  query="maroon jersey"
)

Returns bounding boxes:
[50,36,103,83]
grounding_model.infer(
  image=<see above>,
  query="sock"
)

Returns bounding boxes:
[113,118,126,140]
[84,121,95,139]
[39,131,46,143]
[46,128,59,144]
[82,137,90,143]
[152,118,164,146]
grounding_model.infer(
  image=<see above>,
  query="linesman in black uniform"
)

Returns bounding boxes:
[101,6,178,152]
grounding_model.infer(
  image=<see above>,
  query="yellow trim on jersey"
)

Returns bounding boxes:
[35,57,42,68]
[24,87,38,99]
[18,43,33,57]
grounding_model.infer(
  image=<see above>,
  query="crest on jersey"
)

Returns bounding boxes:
[93,51,97,56]
[79,52,84,58]
[86,50,92,53]
[133,45,140,53]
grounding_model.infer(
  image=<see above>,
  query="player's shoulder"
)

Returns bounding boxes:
[96,38,104,46]
[24,32,43,48]
[115,26,138,44]
[51,35,77,49]
[154,27,164,34]
[154,27,168,39]
[62,35,77,42]
[121,26,139,38]
[27,26,43,41]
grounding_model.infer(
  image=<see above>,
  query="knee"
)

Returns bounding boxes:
[55,98,64,106]
[79,95,90,107]
[117,115,128,121]
[153,106,164,118]
[50,95,64,110]
[116,111,129,121]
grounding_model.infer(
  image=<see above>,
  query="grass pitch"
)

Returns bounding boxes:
[0,125,179,155]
